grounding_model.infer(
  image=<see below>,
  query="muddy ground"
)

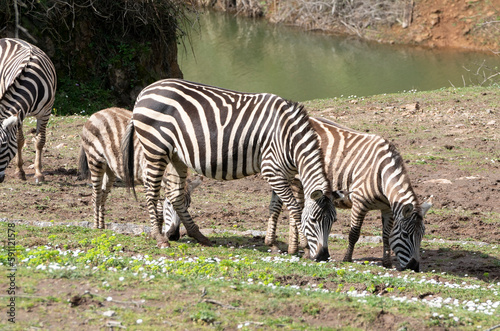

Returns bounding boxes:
[0,87,499,280]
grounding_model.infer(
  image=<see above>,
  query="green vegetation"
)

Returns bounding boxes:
[1,224,498,330]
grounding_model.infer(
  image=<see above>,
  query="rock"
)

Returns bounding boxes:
[103,311,116,317]
[423,179,452,184]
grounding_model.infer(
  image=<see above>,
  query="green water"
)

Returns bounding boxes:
[179,11,499,101]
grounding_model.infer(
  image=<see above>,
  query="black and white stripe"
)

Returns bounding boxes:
[0,38,57,183]
[79,107,196,230]
[123,79,342,260]
[267,117,432,271]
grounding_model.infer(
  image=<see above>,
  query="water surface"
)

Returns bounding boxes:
[179,11,498,101]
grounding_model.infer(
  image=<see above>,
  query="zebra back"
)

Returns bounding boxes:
[311,117,417,212]
[81,107,145,184]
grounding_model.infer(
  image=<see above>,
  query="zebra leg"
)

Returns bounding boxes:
[99,170,116,229]
[263,171,302,255]
[381,210,394,268]
[90,164,106,229]
[290,178,308,254]
[15,123,26,180]
[143,160,170,248]
[163,198,181,241]
[343,202,368,263]
[33,114,50,183]
[265,191,283,249]
[166,159,212,246]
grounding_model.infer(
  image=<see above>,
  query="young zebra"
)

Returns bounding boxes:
[0,38,57,183]
[266,117,432,271]
[123,79,343,261]
[79,107,200,229]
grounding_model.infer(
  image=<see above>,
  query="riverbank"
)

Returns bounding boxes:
[198,0,500,53]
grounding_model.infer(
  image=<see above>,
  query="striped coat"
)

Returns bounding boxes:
[123,79,343,260]
[79,107,199,230]
[0,38,56,183]
[267,117,432,271]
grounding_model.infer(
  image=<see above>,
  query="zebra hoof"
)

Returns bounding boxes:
[269,245,281,254]
[198,237,213,247]
[302,248,311,260]
[15,171,26,181]
[34,174,45,184]
[156,240,171,249]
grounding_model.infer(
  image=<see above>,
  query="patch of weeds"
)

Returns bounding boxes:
[190,302,217,325]
[302,302,321,316]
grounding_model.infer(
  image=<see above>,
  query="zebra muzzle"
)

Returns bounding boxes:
[404,258,420,272]
[314,246,330,262]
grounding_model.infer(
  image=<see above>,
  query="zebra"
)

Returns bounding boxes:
[0,38,57,183]
[266,117,432,271]
[78,107,201,230]
[122,79,344,261]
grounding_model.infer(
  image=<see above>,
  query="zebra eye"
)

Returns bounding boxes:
[401,231,409,239]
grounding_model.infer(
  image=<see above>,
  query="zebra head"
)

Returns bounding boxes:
[0,114,20,183]
[390,198,433,272]
[301,190,344,262]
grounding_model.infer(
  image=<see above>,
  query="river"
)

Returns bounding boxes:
[178,11,499,101]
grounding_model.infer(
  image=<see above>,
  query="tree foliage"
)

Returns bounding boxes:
[1,0,193,113]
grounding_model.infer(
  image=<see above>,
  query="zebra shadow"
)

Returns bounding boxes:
[419,247,500,281]
[171,228,500,281]
[175,230,300,255]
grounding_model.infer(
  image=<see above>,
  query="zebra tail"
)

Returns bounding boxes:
[122,120,137,200]
[78,146,90,181]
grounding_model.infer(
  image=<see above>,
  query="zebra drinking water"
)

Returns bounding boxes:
[0,38,56,183]
[79,107,201,230]
[266,117,432,271]
[122,79,344,261]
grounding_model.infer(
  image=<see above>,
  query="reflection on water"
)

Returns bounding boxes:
[179,11,498,101]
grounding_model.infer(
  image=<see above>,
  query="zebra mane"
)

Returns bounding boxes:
[286,101,331,195]
[386,140,420,208]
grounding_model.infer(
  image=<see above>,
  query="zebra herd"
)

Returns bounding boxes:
[0,37,432,271]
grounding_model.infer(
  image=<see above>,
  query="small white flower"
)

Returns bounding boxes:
[136,319,143,324]
[106,297,113,301]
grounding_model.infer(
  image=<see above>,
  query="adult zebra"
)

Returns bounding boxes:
[0,38,57,183]
[266,117,432,271]
[79,107,203,230]
[123,79,343,261]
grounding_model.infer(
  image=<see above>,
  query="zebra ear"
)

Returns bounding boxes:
[2,114,19,130]
[402,203,414,218]
[421,195,433,216]
[310,190,323,201]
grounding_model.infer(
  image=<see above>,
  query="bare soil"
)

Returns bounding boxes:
[374,0,500,52]
[1,87,499,282]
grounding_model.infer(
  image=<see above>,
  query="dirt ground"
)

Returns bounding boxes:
[376,0,500,52]
[1,87,498,281]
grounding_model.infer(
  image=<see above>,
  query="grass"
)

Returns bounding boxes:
[1,223,499,330]
[1,85,499,329]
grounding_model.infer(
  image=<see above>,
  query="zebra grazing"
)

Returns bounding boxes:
[267,117,432,271]
[0,38,57,183]
[79,107,200,229]
[123,79,344,261]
